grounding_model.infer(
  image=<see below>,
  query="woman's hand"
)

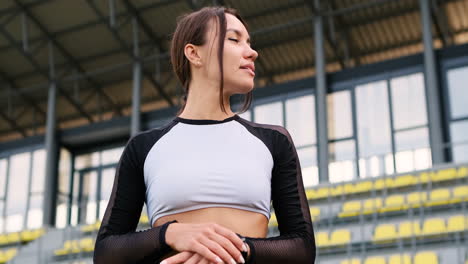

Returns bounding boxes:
[163,222,247,264]
[162,242,250,264]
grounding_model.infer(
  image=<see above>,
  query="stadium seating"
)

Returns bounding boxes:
[0,248,17,263]
[372,215,468,242]
[339,251,438,264]
[306,166,468,201]
[54,237,95,256]
[338,185,468,218]
[0,228,45,246]
[315,229,351,247]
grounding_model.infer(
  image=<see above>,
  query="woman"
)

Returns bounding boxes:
[93,6,315,264]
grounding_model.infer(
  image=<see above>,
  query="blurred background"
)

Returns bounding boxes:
[0,0,467,263]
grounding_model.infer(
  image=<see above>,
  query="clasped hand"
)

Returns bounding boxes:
[161,222,249,264]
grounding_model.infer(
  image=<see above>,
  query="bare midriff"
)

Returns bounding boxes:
[153,207,269,238]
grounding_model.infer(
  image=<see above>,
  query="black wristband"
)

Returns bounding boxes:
[159,219,178,254]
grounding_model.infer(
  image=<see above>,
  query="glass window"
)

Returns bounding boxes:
[102,147,124,165]
[75,152,100,170]
[286,94,316,146]
[58,148,71,194]
[0,159,6,198]
[239,110,251,121]
[297,147,318,187]
[27,195,43,229]
[0,202,3,233]
[447,66,468,118]
[451,120,468,162]
[356,80,393,178]
[395,128,431,173]
[99,168,115,220]
[390,73,427,129]
[5,152,30,232]
[327,91,353,139]
[83,171,98,224]
[55,195,68,229]
[31,149,45,193]
[329,140,356,183]
[254,101,283,126]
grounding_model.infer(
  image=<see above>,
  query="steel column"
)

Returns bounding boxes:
[314,0,329,183]
[419,0,445,164]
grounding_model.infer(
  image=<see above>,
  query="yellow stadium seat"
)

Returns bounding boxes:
[81,223,95,233]
[399,221,421,238]
[6,233,20,244]
[139,214,149,224]
[363,198,382,214]
[1,248,17,262]
[329,229,351,246]
[365,256,386,264]
[20,228,45,242]
[305,189,315,200]
[54,240,81,256]
[389,254,411,264]
[393,174,417,188]
[373,224,397,243]
[353,181,373,194]
[0,235,8,246]
[432,168,457,182]
[380,195,406,213]
[79,237,95,252]
[339,200,361,217]
[343,183,355,194]
[447,215,467,232]
[422,218,446,236]
[452,186,468,203]
[418,172,432,184]
[407,192,427,208]
[374,178,394,190]
[315,187,330,199]
[309,207,320,221]
[425,189,450,207]
[331,185,344,196]
[457,167,467,179]
[315,232,329,247]
[269,212,277,227]
[341,259,361,264]
[414,251,438,264]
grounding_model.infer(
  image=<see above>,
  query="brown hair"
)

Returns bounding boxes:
[170,6,253,116]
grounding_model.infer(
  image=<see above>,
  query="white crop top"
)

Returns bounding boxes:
[144,114,275,226]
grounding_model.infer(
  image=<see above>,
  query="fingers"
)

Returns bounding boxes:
[190,241,223,264]
[205,232,244,264]
[161,251,193,264]
[211,224,246,253]
[184,253,202,264]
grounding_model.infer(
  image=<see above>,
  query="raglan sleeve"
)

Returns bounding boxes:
[241,127,316,264]
[93,134,177,264]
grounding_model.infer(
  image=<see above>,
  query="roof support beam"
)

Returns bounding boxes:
[431,0,454,47]
[13,0,123,118]
[86,0,175,107]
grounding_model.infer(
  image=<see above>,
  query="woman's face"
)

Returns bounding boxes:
[200,13,258,95]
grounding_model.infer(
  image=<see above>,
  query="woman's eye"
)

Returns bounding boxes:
[228,38,239,42]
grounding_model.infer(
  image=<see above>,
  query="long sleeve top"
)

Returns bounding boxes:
[93,114,316,264]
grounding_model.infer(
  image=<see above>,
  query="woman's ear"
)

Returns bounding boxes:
[184,43,202,66]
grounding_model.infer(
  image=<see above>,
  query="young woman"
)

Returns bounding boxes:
[93,6,315,264]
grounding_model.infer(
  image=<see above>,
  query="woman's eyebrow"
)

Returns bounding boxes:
[226,28,251,43]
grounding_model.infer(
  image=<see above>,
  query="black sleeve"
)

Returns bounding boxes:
[241,127,316,264]
[93,134,177,264]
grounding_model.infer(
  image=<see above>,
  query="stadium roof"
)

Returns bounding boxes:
[1,0,467,143]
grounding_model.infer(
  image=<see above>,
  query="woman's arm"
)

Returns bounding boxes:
[241,127,316,264]
[93,134,177,264]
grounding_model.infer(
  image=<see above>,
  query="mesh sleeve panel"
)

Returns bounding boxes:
[93,135,176,264]
[242,127,316,264]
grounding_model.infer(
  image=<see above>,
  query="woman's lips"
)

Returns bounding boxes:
[240,67,255,76]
